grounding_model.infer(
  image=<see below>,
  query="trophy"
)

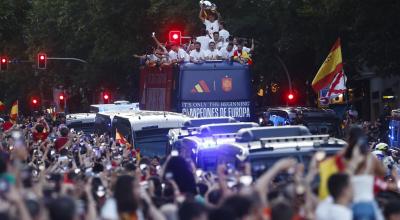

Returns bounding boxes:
[199,0,217,13]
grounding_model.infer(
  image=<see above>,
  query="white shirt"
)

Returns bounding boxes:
[219,47,234,59]
[243,46,251,53]
[219,29,230,42]
[204,19,219,34]
[315,197,352,220]
[205,49,221,60]
[189,50,205,62]
[196,36,211,52]
[168,48,189,62]
[101,198,145,220]
[215,41,224,50]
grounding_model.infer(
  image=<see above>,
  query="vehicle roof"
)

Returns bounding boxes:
[180,61,249,71]
[96,109,139,117]
[90,102,140,112]
[199,122,259,137]
[235,126,311,142]
[66,113,96,124]
[391,109,400,118]
[113,111,190,130]
[266,107,336,115]
[231,135,346,153]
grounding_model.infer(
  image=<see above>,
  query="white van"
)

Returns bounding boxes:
[112,111,190,156]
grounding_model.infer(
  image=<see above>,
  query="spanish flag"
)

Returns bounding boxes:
[0,101,5,111]
[116,129,128,145]
[318,154,346,199]
[10,100,18,122]
[312,38,343,92]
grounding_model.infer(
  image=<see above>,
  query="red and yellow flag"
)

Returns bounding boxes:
[116,129,128,145]
[0,101,5,111]
[312,38,343,92]
[10,100,18,122]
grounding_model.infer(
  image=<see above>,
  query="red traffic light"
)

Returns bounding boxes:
[103,93,110,104]
[288,93,294,100]
[59,94,64,100]
[169,31,182,45]
[37,53,47,69]
[0,56,8,71]
[32,99,38,105]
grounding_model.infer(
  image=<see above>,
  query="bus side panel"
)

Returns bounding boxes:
[139,66,174,111]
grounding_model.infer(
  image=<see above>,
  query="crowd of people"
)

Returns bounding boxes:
[1,109,400,220]
[134,4,254,67]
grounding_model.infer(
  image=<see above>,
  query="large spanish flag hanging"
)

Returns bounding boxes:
[10,100,18,122]
[312,38,343,92]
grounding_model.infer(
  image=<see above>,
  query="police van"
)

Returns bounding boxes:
[112,111,190,156]
[179,122,259,165]
[140,62,253,121]
[168,117,237,151]
[66,113,96,134]
[389,109,400,147]
[196,126,346,173]
[258,107,342,137]
[90,101,139,113]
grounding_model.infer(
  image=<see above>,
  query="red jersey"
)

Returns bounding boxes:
[2,121,13,132]
[32,131,49,142]
[54,137,69,152]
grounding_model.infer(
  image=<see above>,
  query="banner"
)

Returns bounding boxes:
[181,101,251,120]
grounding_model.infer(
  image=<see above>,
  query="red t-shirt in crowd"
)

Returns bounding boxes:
[54,137,68,152]
[32,131,49,142]
[2,121,14,132]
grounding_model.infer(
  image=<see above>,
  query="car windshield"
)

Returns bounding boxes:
[68,122,95,134]
[134,128,171,156]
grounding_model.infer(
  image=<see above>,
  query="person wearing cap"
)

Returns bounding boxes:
[204,41,221,60]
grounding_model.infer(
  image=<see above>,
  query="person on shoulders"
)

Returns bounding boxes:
[205,41,221,60]
[31,117,50,143]
[219,21,230,43]
[189,42,206,63]
[199,4,221,35]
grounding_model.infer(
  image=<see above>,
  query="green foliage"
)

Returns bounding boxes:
[1,0,399,110]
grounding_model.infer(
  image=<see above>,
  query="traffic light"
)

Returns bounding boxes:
[37,53,47,69]
[59,93,65,107]
[31,97,40,109]
[169,31,182,45]
[103,93,110,104]
[0,56,8,71]
[288,93,294,101]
